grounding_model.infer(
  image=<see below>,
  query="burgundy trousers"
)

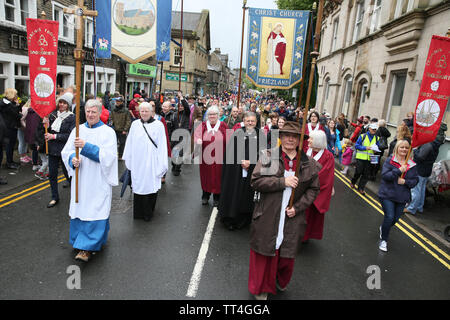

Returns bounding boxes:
[248,249,295,295]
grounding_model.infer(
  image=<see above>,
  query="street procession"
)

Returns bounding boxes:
[0,0,450,307]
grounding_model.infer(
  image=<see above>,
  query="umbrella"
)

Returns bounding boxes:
[119,169,132,198]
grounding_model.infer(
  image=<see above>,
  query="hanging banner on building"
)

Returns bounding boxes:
[111,0,172,64]
[156,0,172,61]
[96,0,112,59]
[246,8,310,89]
[412,35,450,148]
[26,18,59,118]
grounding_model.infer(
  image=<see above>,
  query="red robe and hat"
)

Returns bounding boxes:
[194,121,229,194]
[303,148,335,241]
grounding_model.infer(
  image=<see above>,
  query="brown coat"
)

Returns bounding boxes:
[250,148,321,258]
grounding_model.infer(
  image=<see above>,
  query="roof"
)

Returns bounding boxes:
[171,11,202,31]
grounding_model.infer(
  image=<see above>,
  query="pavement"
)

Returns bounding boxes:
[334,158,450,248]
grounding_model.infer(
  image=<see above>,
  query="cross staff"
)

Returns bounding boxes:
[64,1,97,203]
[288,0,325,209]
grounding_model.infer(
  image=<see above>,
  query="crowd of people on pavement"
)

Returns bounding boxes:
[0,85,447,299]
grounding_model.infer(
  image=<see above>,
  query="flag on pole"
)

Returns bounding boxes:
[26,18,59,118]
[246,8,310,89]
[157,0,172,61]
[412,35,450,148]
[96,0,112,59]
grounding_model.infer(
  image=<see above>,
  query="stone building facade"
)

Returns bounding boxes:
[0,0,158,102]
[206,48,231,95]
[159,10,210,96]
[316,0,450,158]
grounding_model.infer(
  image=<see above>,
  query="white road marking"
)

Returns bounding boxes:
[186,207,218,298]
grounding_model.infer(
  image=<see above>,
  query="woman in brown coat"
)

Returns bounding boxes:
[249,121,321,300]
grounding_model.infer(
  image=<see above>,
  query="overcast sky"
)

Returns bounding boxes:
[178,0,278,69]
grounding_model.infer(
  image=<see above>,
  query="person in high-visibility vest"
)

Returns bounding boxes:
[350,123,380,195]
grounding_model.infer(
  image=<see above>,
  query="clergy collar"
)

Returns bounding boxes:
[85,121,104,128]
[141,117,155,124]
[278,147,308,163]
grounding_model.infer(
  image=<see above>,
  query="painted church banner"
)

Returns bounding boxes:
[111,0,172,64]
[412,35,450,148]
[26,18,59,118]
[246,8,310,89]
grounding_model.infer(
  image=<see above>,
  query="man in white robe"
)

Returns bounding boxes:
[122,102,168,221]
[61,99,118,262]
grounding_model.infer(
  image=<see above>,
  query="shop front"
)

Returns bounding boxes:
[126,63,157,100]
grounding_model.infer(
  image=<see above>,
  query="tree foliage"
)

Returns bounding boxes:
[276,0,316,10]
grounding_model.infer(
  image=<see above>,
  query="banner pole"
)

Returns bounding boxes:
[178,0,184,122]
[289,0,324,209]
[39,11,50,155]
[237,0,247,109]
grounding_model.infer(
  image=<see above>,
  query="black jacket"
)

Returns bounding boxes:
[0,98,21,129]
[414,139,443,177]
[41,111,76,156]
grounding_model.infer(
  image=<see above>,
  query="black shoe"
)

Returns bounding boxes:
[213,200,219,207]
[202,198,209,205]
[6,163,19,169]
[47,199,59,208]
[173,171,180,176]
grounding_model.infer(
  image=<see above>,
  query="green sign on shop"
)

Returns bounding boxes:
[166,72,187,82]
[128,63,157,78]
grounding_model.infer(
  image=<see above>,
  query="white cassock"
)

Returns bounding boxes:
[123,118,168,195]
[61,121,118,251]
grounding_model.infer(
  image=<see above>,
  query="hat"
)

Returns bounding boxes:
[357,116,364,123]
[56,92,74,105]
[279,121,307,137]
[134,94,141,98]
[369,123,378,130]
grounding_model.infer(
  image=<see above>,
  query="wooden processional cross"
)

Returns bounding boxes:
[63,1,97,203]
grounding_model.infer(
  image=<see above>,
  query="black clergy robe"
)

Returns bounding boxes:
[218,127,260,230]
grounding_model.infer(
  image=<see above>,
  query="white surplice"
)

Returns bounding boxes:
[61,123,118,221]
[122,119,168,195]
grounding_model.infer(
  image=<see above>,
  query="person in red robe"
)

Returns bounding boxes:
[303,111,325,153]
[194,106,228,207]
[303,130,335,242]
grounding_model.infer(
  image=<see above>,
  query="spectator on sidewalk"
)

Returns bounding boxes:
[0,88,22,169]
[350,116,364,143]
[404,122,447,215]
[378,139,418,252]
[350,123,380,195]
[111,96,130,159]
[388,122,412,156]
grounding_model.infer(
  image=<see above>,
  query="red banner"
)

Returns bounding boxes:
[26,18,59,118]
[412,35,450,148]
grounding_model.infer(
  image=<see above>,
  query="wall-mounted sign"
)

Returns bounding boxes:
[128,63,157,78]
[166,72,187,82]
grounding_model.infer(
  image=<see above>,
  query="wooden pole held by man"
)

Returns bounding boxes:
[289,0,324,209]
[64,1,97,203]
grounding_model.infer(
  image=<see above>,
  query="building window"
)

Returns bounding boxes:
[174,47,182,65]
[353,0,365,43]
[387,72,407,125]
[0,62,6,94]
[407,0,414,12]
[331,18,339,52]
[85,18,94,48]
[53,3,73,42]
[394,0,405,18]
[370,0,382,33]
[14,63,29,97]
[324,78,330,101]
[4,0,15,22]
[342,76,353,116]
[19,0,28,25]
